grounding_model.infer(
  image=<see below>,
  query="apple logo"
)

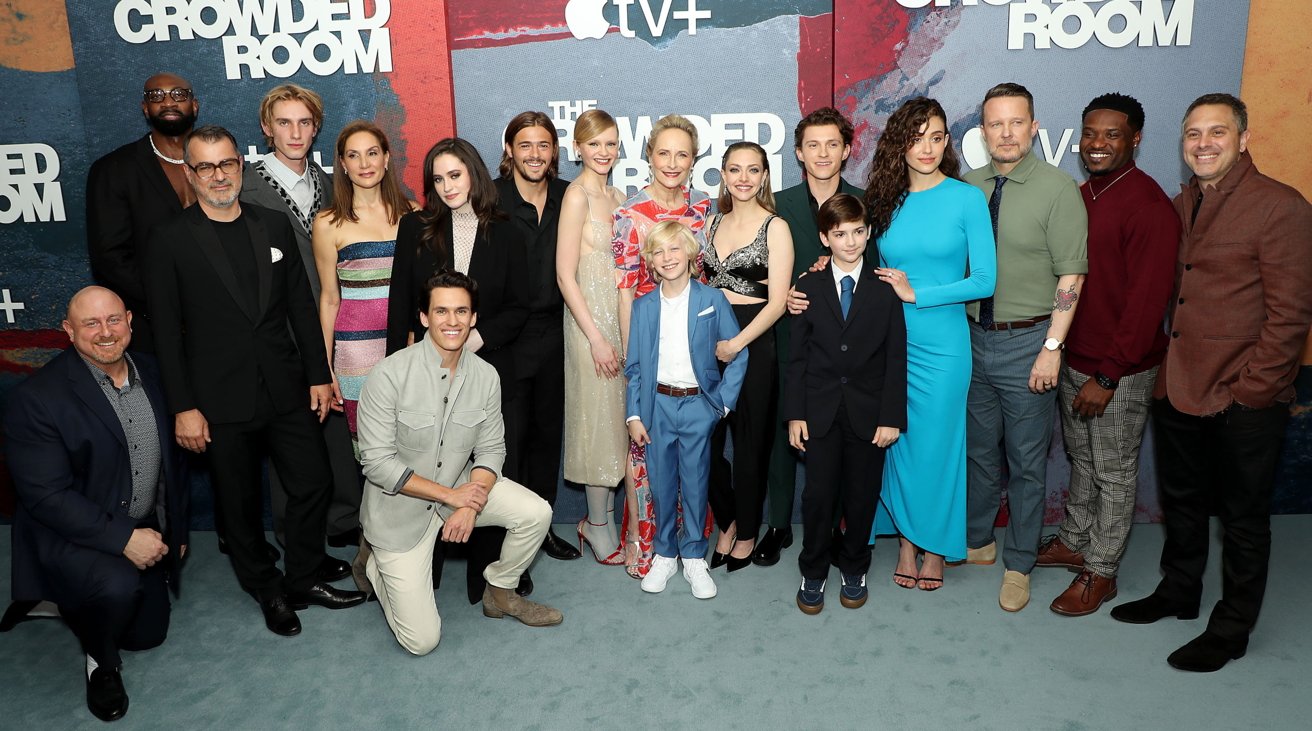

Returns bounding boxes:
[565,0,609,40]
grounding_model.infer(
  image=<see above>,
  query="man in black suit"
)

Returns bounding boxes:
[239,83,362,554]
[87,72,200,353]
[145,125,364,636]
[493,110,579,563]
[4,286,189,722]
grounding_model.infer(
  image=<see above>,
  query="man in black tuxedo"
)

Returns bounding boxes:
[4,286,189,722]
[145,125,365,636]
[87,72,200,353]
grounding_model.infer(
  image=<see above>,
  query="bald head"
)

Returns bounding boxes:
[63,286,132,367]
[144,72,190,92]
[142,72,198,136]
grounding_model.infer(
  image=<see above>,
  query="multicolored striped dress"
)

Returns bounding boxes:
[333,239,396,446]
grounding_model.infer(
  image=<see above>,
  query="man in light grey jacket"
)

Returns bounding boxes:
[357,271,563,656]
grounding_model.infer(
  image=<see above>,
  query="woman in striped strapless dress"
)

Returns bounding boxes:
[312,120,416,448]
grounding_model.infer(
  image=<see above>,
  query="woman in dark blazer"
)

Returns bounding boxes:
[385,138,529,387]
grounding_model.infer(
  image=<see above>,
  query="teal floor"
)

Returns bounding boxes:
[2,518,1309,730]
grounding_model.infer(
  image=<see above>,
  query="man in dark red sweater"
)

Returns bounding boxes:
[1036,94,1179,617]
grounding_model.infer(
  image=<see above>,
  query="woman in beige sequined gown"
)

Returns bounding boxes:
[557,110,630,567]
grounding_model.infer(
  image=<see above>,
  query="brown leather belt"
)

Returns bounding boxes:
[979,314,1051,331]
[656,383,701,397]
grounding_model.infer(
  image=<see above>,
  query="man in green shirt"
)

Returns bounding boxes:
[961,83,1088,612]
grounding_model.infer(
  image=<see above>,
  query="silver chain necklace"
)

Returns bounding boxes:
[149,135,185,165]
[1088,165,1134,200]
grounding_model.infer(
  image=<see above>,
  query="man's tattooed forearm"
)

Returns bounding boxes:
[1053,285,1078,312]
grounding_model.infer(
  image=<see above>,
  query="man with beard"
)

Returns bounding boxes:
[962,83,1088,612]
[145,126,365,637]
[87,72,200,353]
[4,287,189,722]
[1038,93,1179,617]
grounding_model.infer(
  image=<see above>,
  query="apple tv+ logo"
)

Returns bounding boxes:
[565,0,712,41]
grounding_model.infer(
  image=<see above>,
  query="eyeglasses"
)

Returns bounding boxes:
[187,158,241,180]
[143,88,194,103]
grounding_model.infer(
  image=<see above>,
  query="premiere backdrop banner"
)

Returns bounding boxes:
[1,1,1309,522]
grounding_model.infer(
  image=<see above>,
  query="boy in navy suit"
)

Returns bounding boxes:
[785,194,907,614]
[626,221,748,599]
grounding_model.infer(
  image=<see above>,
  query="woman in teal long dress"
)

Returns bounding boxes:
[867,98,996,590]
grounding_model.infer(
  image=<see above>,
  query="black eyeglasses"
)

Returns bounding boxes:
[187,158,241,180]
[143,88,194,103]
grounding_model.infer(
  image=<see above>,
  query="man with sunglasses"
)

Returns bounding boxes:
[87,73,201,353]
[145,125,366,637]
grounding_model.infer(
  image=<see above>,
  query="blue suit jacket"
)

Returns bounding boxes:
[625,280,748,426]
[4,348,190,603]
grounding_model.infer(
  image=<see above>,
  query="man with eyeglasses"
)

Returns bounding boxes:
[87,73,201,353]
[145,125,367,637]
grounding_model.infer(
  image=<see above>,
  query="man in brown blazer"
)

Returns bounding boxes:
[1111,93,1312,672]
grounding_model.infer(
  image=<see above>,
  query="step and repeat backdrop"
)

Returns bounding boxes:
[2,0,1309,520]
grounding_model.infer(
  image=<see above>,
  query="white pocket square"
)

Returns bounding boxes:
[697,306,715,316]
[270,247,283,263]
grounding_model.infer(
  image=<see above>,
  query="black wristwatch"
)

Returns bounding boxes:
[1094,371,1118,390]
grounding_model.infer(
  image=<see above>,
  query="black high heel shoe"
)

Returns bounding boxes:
[710,551,730,569]
[726,554,752,572]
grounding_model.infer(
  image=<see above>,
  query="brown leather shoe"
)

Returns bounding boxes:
[1050,570,1117,617]
[1035,535,1084,570]
[482,585,563,627]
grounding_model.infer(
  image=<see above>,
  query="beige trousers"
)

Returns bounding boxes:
[366,477,550,655]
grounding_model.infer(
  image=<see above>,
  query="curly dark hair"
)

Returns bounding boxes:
[862,97,960,241]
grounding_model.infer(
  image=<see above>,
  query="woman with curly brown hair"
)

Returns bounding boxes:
[864,97,996,591]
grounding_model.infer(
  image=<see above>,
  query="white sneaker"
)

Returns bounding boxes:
[683,558,717,599]
[641,555,679,593]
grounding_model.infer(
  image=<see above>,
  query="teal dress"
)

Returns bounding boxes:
[871,178,996,560]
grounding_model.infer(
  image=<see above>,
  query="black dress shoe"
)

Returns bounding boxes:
[87,666,129,722]
[318,556,352,583]
[259,595,302,637]
[710,551,729,569]
[752,527,793,567]
[327,528,361,548]
[217,536,281,563]
[1110,593,1200,624]
[727,554,752,572]
[542,529,582,560]
[287,582,367,610]
[1167,631,1247,672]
[516,571,534,597]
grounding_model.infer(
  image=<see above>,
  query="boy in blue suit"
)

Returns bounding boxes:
[785,195,907,614]
[626,221,748,599]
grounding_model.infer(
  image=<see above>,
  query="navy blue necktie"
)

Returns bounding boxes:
[840,275,854,320]
[979,176,1007,329]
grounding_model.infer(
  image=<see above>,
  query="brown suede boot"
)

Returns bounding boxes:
[483,585,563,626]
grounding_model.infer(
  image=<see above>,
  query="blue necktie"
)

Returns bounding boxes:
[979,175,1007,329]
[840,275,854,320]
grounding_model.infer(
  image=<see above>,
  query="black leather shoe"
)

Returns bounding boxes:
[87,666,129,722]
[1110,593,1200,624]
[318,556,352,583]
[542,529,582,560]
[710,551,729,569]
[287,582,367,610]
[516,571,534,597]
[259,595,302,637]
[217,536,281,563]
[752,527,793,567]
[327,528,361,548]
[1167,631,1247,672]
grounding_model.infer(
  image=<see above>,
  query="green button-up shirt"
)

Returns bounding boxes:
[964,152,1088,322]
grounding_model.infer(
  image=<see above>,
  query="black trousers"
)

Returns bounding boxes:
[464,315,564,602]
[798,402,885,580]
[59,518,170,668]
[207,390,331,599]
[270,410,363,541]
[708,302,777,542]
[1152,397,1289,642]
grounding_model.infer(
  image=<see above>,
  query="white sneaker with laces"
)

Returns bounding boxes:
[641,555,679,593]
[683,558,717,599]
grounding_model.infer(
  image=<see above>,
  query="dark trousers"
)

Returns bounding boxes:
[798,403,885,580]
[1152,397,1289,642]
[207,390,331,599]
[709,302,777,541]
[465,316,564,602]
[59,519,170,668]
[765,320,798,528]
[270,410,363,541]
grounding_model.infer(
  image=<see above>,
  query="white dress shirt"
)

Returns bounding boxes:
[656,283,698,388]
[264,155,315,218]
[832,255,865,299]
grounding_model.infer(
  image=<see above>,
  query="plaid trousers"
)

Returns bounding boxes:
[1056,365,1157,577]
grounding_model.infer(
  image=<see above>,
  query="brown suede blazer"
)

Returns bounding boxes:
[1155,152,1312,415]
